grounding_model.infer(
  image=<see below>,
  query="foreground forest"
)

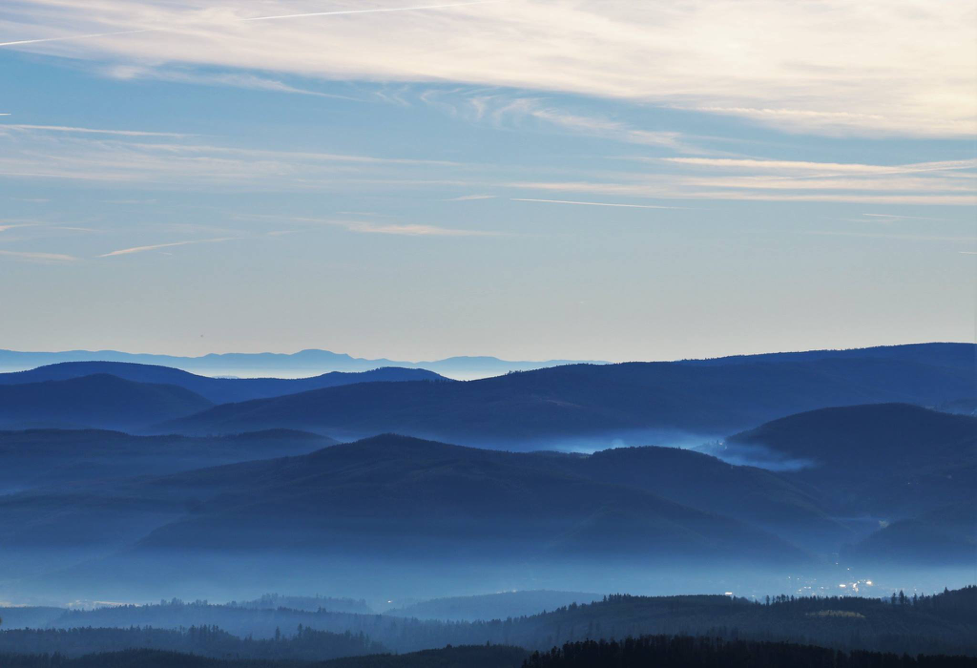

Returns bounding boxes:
[2,637,976,668]
[1,587,974,661]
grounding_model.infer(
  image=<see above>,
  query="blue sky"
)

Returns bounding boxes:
[0,1,974,362]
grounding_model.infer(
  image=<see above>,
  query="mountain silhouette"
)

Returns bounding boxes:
[723,403,977,517]
[0,361,448,404]
[0,374,213,430]
[160,347,975,445]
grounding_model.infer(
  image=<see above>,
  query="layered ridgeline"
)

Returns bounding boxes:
[2,587,974,657]
[1,344,970,441]
[4,403,974,602]
[0,434,815,602]
[0,348,596,380]
[0,362,447,405]
[707,403,977,566]
[160,343,975,446]
[0,374,213,431]
[0,404,971,600]
[0,429,336,494]
[0,364,446,431]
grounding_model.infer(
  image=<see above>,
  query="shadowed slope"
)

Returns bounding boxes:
[0,374,213,430]
[0,361,448,404]
[160,352,975,445]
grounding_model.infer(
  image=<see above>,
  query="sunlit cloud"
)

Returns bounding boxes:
[0,0,972,136]
[105,66,365,101]
[446,194,495,201]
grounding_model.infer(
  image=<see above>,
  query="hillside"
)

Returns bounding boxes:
[0,362,447,404]
[846,502,977,566]
[722,404,977,516]
[386,591,603,621]
[24,586,977,657]
[0,428,336,493]
[158,350,976,445]
[0,435,814,600]
[0,375,213,431]
[128,435,805,562]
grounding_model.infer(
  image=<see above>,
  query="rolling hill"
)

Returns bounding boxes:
[0,434,819,601]
[128,434,805,563]
[845,501,977,566]
[0,374,213,430]
[159,350,975,446]
[0,361,448,404]
[720,404,977,516]
[0,428,336,493]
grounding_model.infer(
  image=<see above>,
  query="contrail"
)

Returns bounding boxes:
[0,29,151,48]
[243,1,497,21]
[0,2,498,48]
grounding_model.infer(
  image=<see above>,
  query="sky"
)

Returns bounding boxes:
[0,0,974,362]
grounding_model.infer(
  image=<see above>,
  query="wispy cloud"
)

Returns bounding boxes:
[512,198,685,210]
[510,180,977,206]
[0,249,77,261]
[99,237,234,257]
[0,2,497,48]
[662,157,977,176]
[261,214,497,237]
[105,66,364,101]
[0,129,463,187]
[341,221,497,236]
[446,194,495,201]
[240,1,499,22]
[0,123,187,137]
[0,223,36,232]
[456,96,699,152]
[0,1,972,137]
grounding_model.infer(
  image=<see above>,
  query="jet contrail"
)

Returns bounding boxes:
[0,29,151,48]
[0,2,498,48]
[243,1,497,21]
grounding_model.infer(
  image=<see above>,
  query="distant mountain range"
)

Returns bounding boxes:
[0,348,600,380]
[0,361,447,405]
[160,343,976,446]
[4,402,974,601]
[0,343,971,441]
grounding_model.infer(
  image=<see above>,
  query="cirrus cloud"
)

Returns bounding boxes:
[0,0,973,137]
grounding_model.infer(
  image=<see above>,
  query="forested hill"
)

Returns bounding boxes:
[721,403,977,519]
[524,635,977,668]
[0,362,447,404]
[28,587,977,657]
[160,346,975,444]
[0,375,213,431]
